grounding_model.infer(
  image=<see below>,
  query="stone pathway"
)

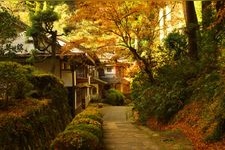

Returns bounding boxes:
[101,106,164,150]
[101,106,193,150]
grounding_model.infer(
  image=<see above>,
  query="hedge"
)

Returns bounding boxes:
[51,107,103,150]
[104,88,125,106]
[0,61,72,149]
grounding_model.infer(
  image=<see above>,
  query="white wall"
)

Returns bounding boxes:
[2,32,35,55]
[34,58,61,77]
[104,65,116,78]
[61,71,73,87]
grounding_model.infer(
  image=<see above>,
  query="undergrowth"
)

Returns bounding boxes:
[131,30,225,145]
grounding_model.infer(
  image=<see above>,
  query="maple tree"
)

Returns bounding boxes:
[66,1,170,82]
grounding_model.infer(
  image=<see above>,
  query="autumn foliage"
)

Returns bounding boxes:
[67,1,172,82]
[165,102,225,150]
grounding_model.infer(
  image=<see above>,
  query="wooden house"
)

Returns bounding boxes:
[0,28,106,116]
[98,53,131,95]
[59,47,107,115]
[100,62,130,94]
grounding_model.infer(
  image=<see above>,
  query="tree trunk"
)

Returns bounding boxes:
[50,31,57,74]
[128,47,154,83]
[184,1,199,60]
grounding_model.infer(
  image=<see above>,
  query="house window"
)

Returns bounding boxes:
[106,67,113,72]
[92,87,97,95]
[61,62,71,70]
[77,67,87,78]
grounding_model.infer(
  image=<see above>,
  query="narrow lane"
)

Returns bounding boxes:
[101,106,164,150]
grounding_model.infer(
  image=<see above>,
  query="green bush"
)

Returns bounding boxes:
[131,46,225,141]
[29,73,69,111]
[104,89,124,106]
[0,99,71,149]
[29,73,64,98]
[83,107,103,117]
[51,129,99,150]
[51,107,103,150]
[0,62,33,108]
[191,71,225,142]
[74,107,103,123]
[71,118,102,129]
[75,113,103,125]
[163,30,188,60]
[66,124,102,139]
[132,60,197,123]
[0,61,72,148]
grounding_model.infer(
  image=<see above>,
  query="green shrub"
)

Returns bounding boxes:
[191,71,221,101]
[199,78,225,142]
[51,107,103,150]
[29,73,69,110]
[163,30,188,61]
[75,107,102,123]
[104,89,124,106]
[132,60,197,123]
[0,99,71,149]
[83,107,103,117]
[51,129,99,150]
[71,118,102,129]
[29,73,64,98]
[75,113,103,125]
[0,62,72,148]
[66,124,103,139]
[0,62,33,108]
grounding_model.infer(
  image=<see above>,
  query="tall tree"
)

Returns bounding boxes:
[27,1,59,73]
[184,1,199,60]
[66,1,166,82]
